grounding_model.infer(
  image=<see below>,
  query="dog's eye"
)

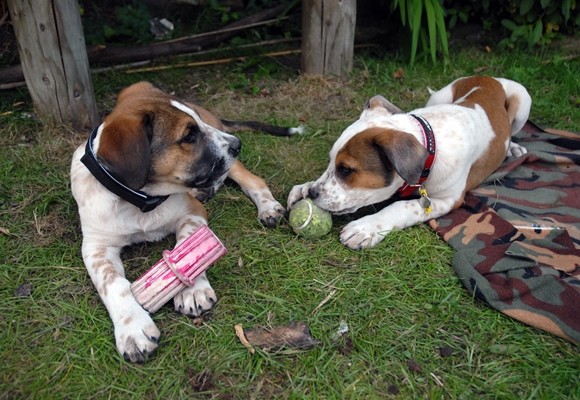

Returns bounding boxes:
[180,125,200,144]
[337,165,355,178]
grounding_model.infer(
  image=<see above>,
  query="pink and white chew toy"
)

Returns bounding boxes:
[131,224,227,313]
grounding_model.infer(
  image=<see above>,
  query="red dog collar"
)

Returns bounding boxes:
[397,114,436,198]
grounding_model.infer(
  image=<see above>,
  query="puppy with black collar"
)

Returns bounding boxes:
[287,76,531,250]
[71,82,302,362]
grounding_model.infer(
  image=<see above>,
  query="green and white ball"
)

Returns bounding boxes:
[289,198,332,239]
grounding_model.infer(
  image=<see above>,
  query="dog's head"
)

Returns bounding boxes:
[94,82,241,196]
[308,95,427,214]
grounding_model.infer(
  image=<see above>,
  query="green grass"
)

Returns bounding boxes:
[1,43,579,399]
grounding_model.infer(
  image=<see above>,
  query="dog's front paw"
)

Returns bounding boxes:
[287,182,315,209]
[115,308,160,363]
[340,218,388,250]
[507,142,527,158]
[173,273,217,317]
[258,200,286,228]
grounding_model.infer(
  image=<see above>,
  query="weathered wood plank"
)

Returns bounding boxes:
[7,0,97,131]
[0,3,290,86]
[301,0,356,77]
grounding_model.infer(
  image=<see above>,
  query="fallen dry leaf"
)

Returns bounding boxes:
[392,68,405,80]
[238,321,320,352]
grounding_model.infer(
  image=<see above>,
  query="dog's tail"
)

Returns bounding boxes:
[221,120,304,137]
[495,78,532,135]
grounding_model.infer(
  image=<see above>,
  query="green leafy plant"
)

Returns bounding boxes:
[392,0,450,65]
[499,0,577,49]
[207,0,240,25]
[83,2,152,45]
[105,3,151,42]
[443,0,579,49]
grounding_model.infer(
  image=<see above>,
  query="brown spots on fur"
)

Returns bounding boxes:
[92,247,107,260]
[92,259,110,271]
[95,263,122,297]
[97,81,231,190]
[336,128,428,189]
[452,76,513,191]
[122,316,133,325]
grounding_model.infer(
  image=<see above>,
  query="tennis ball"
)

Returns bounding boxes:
[289,198,332,239]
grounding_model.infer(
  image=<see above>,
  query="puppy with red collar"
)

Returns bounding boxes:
[71,82,302,362]
[287,76,531,250]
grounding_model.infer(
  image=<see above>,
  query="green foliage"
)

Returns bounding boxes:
[105,3,151,42]
[392,0,450,65]
[207,0,240,25]
[83,2,152,45]
[443,0,579,49]
[499,0,578,49]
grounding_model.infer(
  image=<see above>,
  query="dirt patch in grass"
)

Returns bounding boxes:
[179,72,364,125]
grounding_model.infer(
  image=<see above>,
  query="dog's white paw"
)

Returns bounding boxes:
[287,182,314,209]
[258,200,286,228]
[173,273,217,317]
[115,307,160,363]
[507,142,527,158]
[340,218,388,250]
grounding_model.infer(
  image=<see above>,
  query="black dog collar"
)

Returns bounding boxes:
[80,125,169,213]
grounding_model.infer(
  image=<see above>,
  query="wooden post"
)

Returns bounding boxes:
[301,0,356,78]
[7,0,98,132]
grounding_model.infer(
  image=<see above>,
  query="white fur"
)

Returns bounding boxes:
[288,77,531,250]
[71,101,236,363]
[72,145,215,362]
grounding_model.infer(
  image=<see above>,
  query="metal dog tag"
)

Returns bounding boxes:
[419,194,431,209]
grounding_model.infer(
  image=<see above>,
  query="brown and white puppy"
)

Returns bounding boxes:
[287,76,531,250]
[70,82,302,362]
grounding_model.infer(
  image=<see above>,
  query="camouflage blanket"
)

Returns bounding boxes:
[428,122,580,344]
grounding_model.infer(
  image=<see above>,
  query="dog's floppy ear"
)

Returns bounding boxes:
[97,113,154,190]
[374,130,428,184]
[116,81,158,104]
[364,95,403,115]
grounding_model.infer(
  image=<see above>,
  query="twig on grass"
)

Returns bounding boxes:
[430,372,445,387]
[311,289,337,315]
[234,324,255,354]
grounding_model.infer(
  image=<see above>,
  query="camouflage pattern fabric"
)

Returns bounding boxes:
[428,122,580,343]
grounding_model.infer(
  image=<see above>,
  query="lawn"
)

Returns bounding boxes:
[0,42,578,399]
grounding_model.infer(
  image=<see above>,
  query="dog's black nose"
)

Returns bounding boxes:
[308,186,319,199]
[228,137,242,157]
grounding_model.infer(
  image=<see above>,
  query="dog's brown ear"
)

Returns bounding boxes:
[97,113,153,190]
[364,95,403,115]
[374,130,428,184]
[116,81,157,105]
